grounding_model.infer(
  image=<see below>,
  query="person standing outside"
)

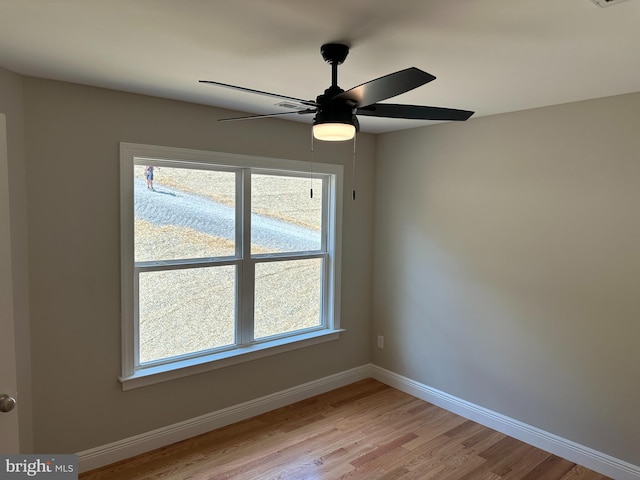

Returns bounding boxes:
[144,165,155,190]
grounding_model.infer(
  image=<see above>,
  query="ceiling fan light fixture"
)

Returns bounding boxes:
[312,122,356,141]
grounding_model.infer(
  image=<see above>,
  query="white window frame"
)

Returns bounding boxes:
[119,143,344,390]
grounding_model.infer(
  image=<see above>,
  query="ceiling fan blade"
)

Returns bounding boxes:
[357,103,474,121]
[200,80,317,108]
[218,109,316,122]
[335,68,436,108]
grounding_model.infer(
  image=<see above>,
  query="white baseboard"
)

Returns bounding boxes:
[78,364,640,480]
[370,365,640,480]
[77,364,371,473]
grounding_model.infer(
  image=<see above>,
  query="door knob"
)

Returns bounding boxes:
[0,393,16,413]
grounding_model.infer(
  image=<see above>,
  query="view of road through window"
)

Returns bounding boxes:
[133,165,324,364]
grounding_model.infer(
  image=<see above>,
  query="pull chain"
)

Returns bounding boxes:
[352,134,357,200]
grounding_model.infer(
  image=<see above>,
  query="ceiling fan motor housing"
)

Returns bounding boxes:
[313,85,359,131]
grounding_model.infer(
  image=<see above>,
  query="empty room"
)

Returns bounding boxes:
[0,1,638,479]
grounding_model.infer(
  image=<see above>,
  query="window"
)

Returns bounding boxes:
[120,143,343,390]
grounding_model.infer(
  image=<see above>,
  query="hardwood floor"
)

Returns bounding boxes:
[80,379,611,480]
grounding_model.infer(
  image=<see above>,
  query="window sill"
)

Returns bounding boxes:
[119,329,344,391]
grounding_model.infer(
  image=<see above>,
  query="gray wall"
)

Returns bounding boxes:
[8,69,639,466]
[22,77,374,453]
[373,93,640,465]
[0,67,32,452]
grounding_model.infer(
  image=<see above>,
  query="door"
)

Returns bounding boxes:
[0,113,19,452]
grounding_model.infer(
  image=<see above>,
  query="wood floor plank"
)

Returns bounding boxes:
[559,465,613,480]
[520,455,577,480]
[80,379,612,480]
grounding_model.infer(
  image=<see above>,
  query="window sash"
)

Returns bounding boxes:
[133,252,330,369]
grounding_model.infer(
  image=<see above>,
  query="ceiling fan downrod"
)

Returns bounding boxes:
[321,43,349,88]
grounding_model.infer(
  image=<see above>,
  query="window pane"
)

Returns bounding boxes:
[254,258,322,339]
[134,165,236,262]
[251,174,322,254]
[138,266,236,364]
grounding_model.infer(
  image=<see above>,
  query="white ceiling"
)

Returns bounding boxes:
[1,0,640,133]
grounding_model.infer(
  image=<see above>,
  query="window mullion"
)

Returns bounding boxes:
[239,169,255,345]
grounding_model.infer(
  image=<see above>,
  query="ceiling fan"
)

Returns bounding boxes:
[200,43,474,141]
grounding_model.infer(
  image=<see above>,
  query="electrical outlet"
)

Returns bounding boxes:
[377,335,384,349]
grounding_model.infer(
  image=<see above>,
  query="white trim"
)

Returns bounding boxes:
[119,145,136,380]
[120,142,343,175]
[78,365,371,473]
[370,365,640,480]
[120,329,344,391]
